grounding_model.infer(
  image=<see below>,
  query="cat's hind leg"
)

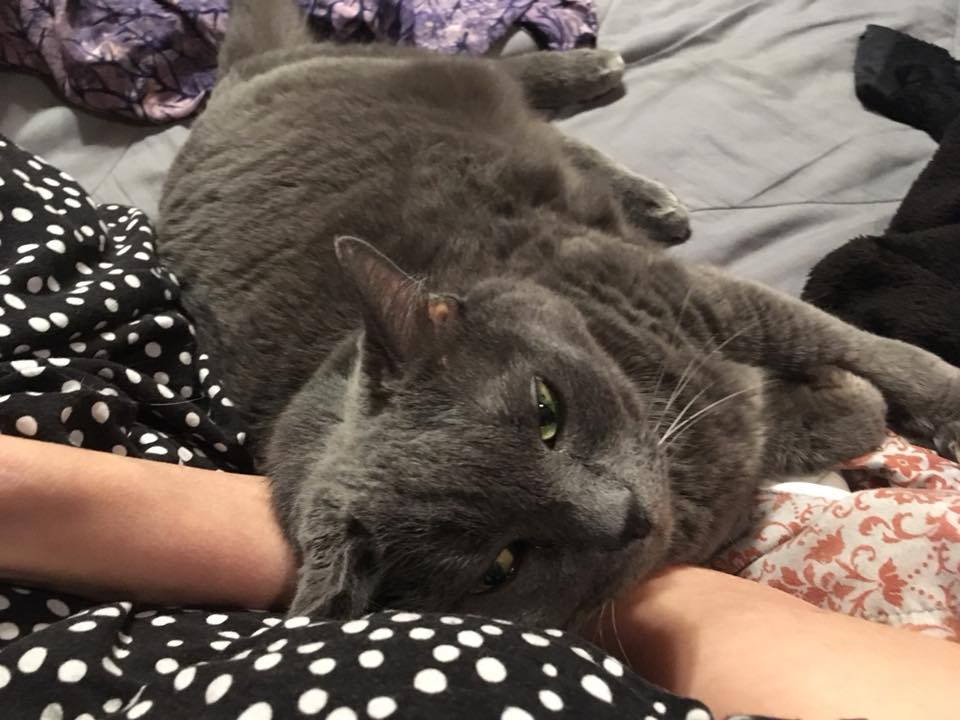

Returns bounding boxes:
[560,135,692,246]
[762,367,887,476]
[500,49,626,109]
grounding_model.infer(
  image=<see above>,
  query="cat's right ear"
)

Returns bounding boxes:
[334,236,460,375]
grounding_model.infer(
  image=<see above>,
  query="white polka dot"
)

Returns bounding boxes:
[0,665,9,689]
[309,657,336,675]
[284,615,310,629]
[68,429,84,447]
[28,317,51,332]
[12,207,33,222]
[15,415,37,436]
[198,367,209,382]
[76,262,93,275]
[69,620,97,632]
[93,606,121,617]
[253,653,282,671]
[340,619,368,634]
[18,646,47,673]
[206,614,230,627]
[112,445,128,456]
[155,657,179,674]
[0,324,9,337]
[39,703,63,720]
[457,630,484,648]
[127,700,153,719]
[391,612,420,623]
[214,442,228,453]
[104,298,119,312]
[103,699,123,712]
[368,628,395,643]
[176,447,194,462]
[266,638,287,652]
[409,627,435,640]
[210,640,231,651]
[49,312,68,328]
[476,656,507,683]
[185,411,200,427]
[439,616,463,625]
[179,351,191,365]
[358,649,384,668]
[602,656,624,677]
[367,696,397,719]
[0,622,19,640]
[685,710,710,720]
[154,315,174,329]
[581,674,612,703]
[150,615,175,626]
[297,688,328,715]
[4,293,25,309]
[237,702,272,720]
[26,276,42,293]
[522,632,549,647]
[205,673,233,703]
[571,646,594,663]
[46,598,70,617]
[232,650,253,660]
[480,624,503,635]
[57,659,87,683]
[414,668,447,694]
[89,401,111,423]
[17,243,38,254]
[174,665,196,690]
[297,641,325,654]
[113,646,131,659]
[325,709,356,720]
[653,701,667,714]
[145,341,162,357]
[540,689,564,711]
[501,708,533,720]
[0,595,8,611]
[61,380,81,392]
[432,644,460,663]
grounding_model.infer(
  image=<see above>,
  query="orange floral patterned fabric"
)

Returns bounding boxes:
[713,432,960,641]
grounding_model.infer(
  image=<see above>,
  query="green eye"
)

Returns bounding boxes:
[534,377,561,446]
[471,544,521,594]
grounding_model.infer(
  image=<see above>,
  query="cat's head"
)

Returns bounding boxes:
[279,237,678,628]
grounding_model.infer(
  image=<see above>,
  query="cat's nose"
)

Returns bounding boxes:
[620,502,652,543]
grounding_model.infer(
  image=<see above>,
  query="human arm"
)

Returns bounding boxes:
[0,435,296,609]
[588,565,960,720]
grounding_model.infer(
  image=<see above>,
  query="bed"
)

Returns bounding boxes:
[1,0,959,717]
[1,0,947,296]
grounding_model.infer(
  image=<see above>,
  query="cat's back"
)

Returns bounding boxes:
[157,45,570,422]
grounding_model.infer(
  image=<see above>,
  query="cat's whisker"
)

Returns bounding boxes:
[609,597,632,670]
[658,385,711,445]
[652,319,762,437]
[644,288,694,427]
[660,380,773,447]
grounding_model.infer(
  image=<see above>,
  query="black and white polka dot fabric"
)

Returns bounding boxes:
[0,134,769,720]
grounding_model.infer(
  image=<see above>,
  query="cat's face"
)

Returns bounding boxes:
[281,239,677,628]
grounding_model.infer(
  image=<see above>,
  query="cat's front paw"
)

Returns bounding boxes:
[934,420,960,462]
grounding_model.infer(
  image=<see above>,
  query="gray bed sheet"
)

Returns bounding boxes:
[1,0,953,296]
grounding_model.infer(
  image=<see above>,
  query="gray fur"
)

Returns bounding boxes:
[158,0,960,628]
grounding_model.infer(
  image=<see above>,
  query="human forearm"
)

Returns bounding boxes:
[590,566,960,720]
[0,436,296,609]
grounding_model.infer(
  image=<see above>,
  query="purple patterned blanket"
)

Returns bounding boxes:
[0,0,597,123]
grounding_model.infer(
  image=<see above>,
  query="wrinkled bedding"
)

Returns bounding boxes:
[0,0,596,121]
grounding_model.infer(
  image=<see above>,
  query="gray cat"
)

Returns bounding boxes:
[158,0,960,628]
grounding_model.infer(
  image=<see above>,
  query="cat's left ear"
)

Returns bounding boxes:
[335,236,460,371]
[287,517,380,620]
